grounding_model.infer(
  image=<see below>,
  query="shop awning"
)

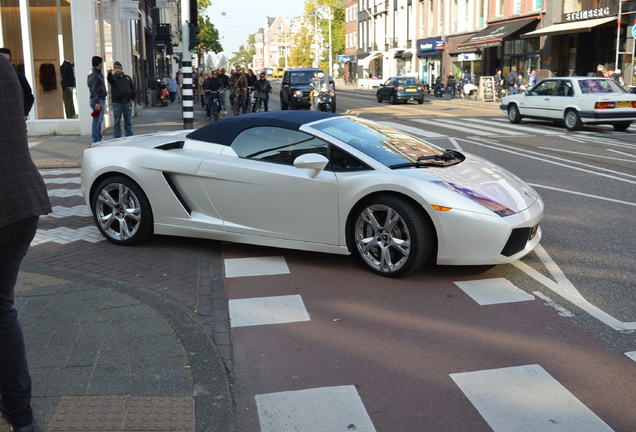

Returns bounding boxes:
[521,16,616,38]
[457,17,539,50]
[358,52,383,68]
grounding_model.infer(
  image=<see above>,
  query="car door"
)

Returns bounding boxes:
[379,78,392,99]
[281,71,291,104]
[549,80,575,118]
[197,126,339,245]
[522,80,559,118]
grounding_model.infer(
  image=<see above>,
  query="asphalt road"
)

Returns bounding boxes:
[223,82,636,431]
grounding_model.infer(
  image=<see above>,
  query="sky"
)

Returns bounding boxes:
[203,0,307,58]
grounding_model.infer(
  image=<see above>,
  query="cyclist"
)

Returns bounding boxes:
[252,71,272,112]
[203,70,222,120]
[232,67,250,114]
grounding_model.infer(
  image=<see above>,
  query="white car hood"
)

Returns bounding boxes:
[397,154,538,214]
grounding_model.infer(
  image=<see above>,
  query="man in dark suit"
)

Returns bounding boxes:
[0,48,34,118]
[0,55,51,432]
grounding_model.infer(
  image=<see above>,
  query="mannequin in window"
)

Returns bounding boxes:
[60,60,76,119]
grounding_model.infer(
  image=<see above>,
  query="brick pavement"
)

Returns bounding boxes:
[2,104,234,431]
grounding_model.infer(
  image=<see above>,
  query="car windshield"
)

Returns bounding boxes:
[291,71,317,84]
[394,77,417,85]
[312,117,450,168]
[578,79,626,94]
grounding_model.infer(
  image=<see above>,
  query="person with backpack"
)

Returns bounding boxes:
[107,61,135,138]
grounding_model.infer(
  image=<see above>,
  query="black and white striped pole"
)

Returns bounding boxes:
[181,0,194,129]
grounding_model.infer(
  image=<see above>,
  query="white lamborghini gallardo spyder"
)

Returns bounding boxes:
[81,111,543,277]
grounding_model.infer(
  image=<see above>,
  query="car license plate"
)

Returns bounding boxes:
[617,101,632,108]
[406,88,417,92]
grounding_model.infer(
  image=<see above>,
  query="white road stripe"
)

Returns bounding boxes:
[461,117,564,135]
[454,278,534,305]
[532,291,574,317]
[435,118,526,135]
[448,136,463,151]
[625,351,636,362]
[229,295,310,328]
[537,147,636,162]
[31,226,105,246]
[47,189,83,197]
[45,205,92,218]
[411,118,494,136]
[28,141,41,149]
[256,385,376,432]
[459,138,636,185]
[40,169,81,176]
[224,256,289,278]
[378,120,447,138]
[607,148,636,158]
[450,364,615,432]
[513,244,636,331]
[43,177,81,184]
[528,183,636,207]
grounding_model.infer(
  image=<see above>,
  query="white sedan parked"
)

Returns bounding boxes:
[501,77,636,131]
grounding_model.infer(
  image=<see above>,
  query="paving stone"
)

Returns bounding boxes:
[119,318,176,338]
[30,367,92,397]
[66,342,101,367]
[87,366,132,395]
[49,395,126,431]
[124,397,194,431]
[77,321,122,342]
[27,345,72,368]
[97,343,132,368]
[99,304,159,322]
[127,335,187,358]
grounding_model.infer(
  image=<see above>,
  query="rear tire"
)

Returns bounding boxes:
[507,104,521,123]
[280,93,288,110]
[613,122,631,131]
[350,195,435,277]
[417,99,424,104]
[564,109,582,131]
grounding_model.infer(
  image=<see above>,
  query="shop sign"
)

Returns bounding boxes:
[417,37,444,57]
[458,53,477,61]
[564,7,616,22]
[119,0,140,20]
[338,55,352,62]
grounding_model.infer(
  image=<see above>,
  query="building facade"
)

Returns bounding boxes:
[343,0,358,82]
[0,0,181,136]
[356,0,418,83]
[263,15,291,69]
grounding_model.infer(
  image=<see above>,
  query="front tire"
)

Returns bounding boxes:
[507,104,521,123]
[377,94,382,103]
[91,176,153,245]
[417,99,424,104]
[613,122,631,131]
[564,109,582,131]
[351,195,434,277]
[280,93,288,110]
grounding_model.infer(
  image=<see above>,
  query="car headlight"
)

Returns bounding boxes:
[436,181,515,217]
[293,90,303,97]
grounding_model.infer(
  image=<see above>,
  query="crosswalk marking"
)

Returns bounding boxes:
[31,226,105,246]
[45,205,92,219]
[40,169,81,176]
[451,364,614,432]
[43,177,81,184]
[47,189,83,197]
[625,351,636,362]
[256,386,376,432]
[378,121,446,138]
[224,256,290,278]
[461,117,565,135]
[410,118,494,136]
[434,117,526,136]
[229,294,310,328]
[454,278,535,305]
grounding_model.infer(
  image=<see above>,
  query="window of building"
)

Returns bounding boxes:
[496,0,504,16]
[232,127,329,166]
[513,0,521,14]
[428,0,433,37]
[534,0,543,9]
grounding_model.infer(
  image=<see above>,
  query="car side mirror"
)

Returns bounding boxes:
[293,153,329,178]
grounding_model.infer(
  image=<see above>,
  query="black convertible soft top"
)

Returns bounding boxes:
[186,111,340,146]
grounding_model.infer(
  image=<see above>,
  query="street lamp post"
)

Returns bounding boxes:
[328,8,332,78]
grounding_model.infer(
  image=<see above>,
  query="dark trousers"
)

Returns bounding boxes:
[0,217,38,427]
[252,96,269,112]
[62,87,75,119]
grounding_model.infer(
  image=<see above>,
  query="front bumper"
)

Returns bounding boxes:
[500,103,508,110]
[434,198,544,266]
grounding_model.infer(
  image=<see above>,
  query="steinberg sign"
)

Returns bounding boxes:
[564,7,615,22]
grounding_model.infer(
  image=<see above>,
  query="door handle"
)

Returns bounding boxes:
[544,98,550,101]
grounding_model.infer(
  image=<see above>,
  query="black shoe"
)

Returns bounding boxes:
[10,423,35,432]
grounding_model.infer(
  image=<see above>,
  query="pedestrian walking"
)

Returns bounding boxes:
[167,74,178,103]
[107,61,135,138]
[0,54,52,432]
[0,48,34,118]
[87,56,107,144]
[529,69,537,87]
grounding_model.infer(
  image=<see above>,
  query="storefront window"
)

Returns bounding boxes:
[0,0,24,72]
[502,38,541,79]
[29,0,76,120]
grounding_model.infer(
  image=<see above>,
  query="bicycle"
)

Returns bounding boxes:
[252,92,268,112]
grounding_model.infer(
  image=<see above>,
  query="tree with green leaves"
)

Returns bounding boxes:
[192,0,223,55]
[304,0,344,73]
[289,27,313,68]
[229,33,256,67]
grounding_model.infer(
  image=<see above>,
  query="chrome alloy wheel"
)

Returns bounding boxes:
[95,183,141,241]
[565,110,577,129]
[508,105,517,121]
[355,204,411,273]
